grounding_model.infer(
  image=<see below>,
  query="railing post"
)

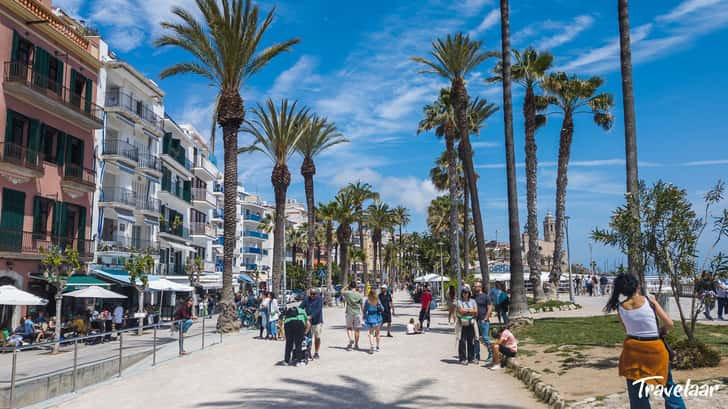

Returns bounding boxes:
[152,324,158,366]
[178,321,183,356]
[72,340,78,393]
[118,333,123,377]
[201,316,206,350]
[9,348,18,409]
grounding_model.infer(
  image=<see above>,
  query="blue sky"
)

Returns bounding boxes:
[56,0,728,269]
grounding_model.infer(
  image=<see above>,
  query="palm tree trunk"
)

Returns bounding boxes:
[524,84,545,302]
[372,237,378,285]
[358,214,366,283]
[618,0,643,288]
[499,0,528,317]
[217,93,242,332]
[463,182,470,279]
[452,77,490,291]
[445,132,462,294]
[326,224,333,291]
[398,224,403,285]
[550,113,574,299]
[272,163,291,298]
[302,158,316,290]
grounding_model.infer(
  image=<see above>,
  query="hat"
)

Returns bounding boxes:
[462,285,472,293]
[380,284,387,289]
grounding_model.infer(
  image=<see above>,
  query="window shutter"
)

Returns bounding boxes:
[55,59,64,96]
[85,78,93,113]
[56,132,66,166]
[70,69,78,107]
[32,196,41,234]
[33,47,49,88]
[58,202,68,238]
[0,188,25,251]
[51,201,60,237]
[183,180,191,202]
[27,118,40,164]
[11,31,19,62]
[77,207,86,254]
[4,110,13,143]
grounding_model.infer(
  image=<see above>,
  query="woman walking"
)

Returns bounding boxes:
[267,292,280,340]
[363,289,384,354]
[258,291,269,339]
[455,286,478,365]
[446,285,456,325]
[605,273,686,409]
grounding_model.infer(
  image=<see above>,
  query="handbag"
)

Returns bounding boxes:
[460,316,473,326]
[429,299,437,311]
[648,297,675,361]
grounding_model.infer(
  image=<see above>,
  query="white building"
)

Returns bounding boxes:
[235,186,271,287]
[93,40,165,269]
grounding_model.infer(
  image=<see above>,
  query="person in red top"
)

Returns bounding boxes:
[173,298,197,355]
[419,285,433,331]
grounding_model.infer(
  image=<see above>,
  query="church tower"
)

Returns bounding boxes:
[543,211,556,242]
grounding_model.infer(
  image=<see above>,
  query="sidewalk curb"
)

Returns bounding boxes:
[505,359,567,409]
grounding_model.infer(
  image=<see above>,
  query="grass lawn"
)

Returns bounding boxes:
[527,298,579,309]
[515,315,728,355]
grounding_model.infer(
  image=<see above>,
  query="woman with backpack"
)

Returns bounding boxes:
[363,289,384,354]
[455,285,478,365]
[491,282,509,325]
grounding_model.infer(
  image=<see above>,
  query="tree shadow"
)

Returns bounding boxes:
[195,375,532,408]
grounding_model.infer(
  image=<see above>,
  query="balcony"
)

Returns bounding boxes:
[101,139,139,167]
[137,152,161,175]
[243,231,268,240]
[61,163,96,195]
[243,247,267,255]
[192,155,217,181]
[244,263,258,271]
[190,222,215,238]
[97,235,160,255]
[244,213,262,222]
[213,183,224,195]
[136,197,161,215]
[104,88,163,132]
[3,62,103,129]
[212,209,224,221]
[99,187,136,209]
[0,142,43,182]
[0,230,93,260]
[160,182,191,204]
[159,223,190,240]
[162,133,192,176]
[191,188,215,209]
[212,237,224,247]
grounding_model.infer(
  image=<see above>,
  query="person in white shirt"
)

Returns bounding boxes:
[113,305,124,332]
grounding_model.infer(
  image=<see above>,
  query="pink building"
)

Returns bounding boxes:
[0,0,102,325]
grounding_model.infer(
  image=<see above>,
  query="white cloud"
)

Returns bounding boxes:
[557,23,652,73]
[656,0,722,22]
[682,159,728,166]
[376,86,434,120]
[477,158,663,169]
[54,0,84,15]
[468,9,500,38]
[268,56,322,100]
[536,15,594,49]
[460,0,493,16]
[472,141,499,148]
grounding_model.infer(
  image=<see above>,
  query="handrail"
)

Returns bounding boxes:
[0,141,43,171]
[105,88,163,131]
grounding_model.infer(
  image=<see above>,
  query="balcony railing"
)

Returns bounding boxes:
[161,183,191,203]
[137,197,161,214]
[213,183,223,193]
[243,247,267,255]
[159,223,190,240]
[244,263,258,271]
[102,139,139,163]
[213,237,224,246]
[105,88,163,131]
[97,235,160,255]
[191,188,215,205]
[0,142,43,171]
[193,155,217,177]
[63,163,95,187]
[138,152,161,172]
[99,187,136,207]
[244,213,261,222]
[190,222,214,236]
[4,62,103,124]
[243,231,268,240]
[0,230,93,257]
[212,209,224,219]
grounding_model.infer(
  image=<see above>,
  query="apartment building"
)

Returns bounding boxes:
[0,0,102,325]
[237,188,271,287]
[93,39,164,269]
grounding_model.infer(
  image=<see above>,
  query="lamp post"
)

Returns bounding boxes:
[565,216,574,303]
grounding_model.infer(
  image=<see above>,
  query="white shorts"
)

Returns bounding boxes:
[311,323,323,338]
[346,314,361,329]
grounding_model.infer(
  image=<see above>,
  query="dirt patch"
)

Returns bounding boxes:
[517,344,728,402]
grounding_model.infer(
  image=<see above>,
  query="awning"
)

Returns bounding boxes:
[162,240,196,253]
[31,274,112,289]
[92,268,145,287]
[115,209,135,223]
[236,273,255,284]
[144,216,159,226]
[148,278,193,292]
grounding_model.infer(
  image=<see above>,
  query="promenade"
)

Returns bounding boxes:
[42,291,545,409]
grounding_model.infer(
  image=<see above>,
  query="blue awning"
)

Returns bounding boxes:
[236,274,254,284]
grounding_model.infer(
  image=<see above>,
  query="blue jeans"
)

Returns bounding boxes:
[717,297,727,319]
[626,367,686,409]
[474,321,492,360]
[268,319,278,338]
[177,319,193,353]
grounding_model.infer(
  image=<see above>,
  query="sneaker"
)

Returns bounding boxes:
[346,341,353,351]
[386,333,393,338]
[369,347,374,355]
[313,353,320,359]
[296,361,306,367]
[460,360,468,366]
[355,343,359,350]
[376,346,380,352]
[468,360,477,364]
[489,365,502,370]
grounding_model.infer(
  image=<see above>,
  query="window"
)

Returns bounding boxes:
[47,57,60,92]
[33,197,53,235]
[16,38,33,67]
[9,113,27,146]
[41,125,60,163]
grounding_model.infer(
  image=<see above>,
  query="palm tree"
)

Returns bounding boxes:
[494,0,529,318]
[286,224,307,267]
[344,182,379,282]
[392,205,410,285]
[618,0,643,286]
[296,116,348,288]
[155,0,299,331]
[412,33,492,290]
[317,201,338,292]
[428,195,462,238]
[488,47,552,302]
[333,190,356,287]
[542,73,614,297]
[366,201,393,284]
[240,99,309,297]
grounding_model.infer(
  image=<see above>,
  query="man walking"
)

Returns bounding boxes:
[300,288,324,359]
[342,282,363,350]
[379,285,395,337]
[473,281,493,362]
[283,306,309,366]
[173,298,197,355]
[419,285,432,332]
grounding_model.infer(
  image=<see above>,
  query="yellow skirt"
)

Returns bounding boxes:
[618,337,669,386]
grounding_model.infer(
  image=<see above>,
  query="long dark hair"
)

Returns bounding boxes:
[604,273,639,313]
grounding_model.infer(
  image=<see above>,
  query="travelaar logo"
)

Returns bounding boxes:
[632,377,721,399]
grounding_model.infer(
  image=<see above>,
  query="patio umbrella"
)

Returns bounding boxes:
[63,286,127,299]
[0,285,48,305]
[147,279,193,319]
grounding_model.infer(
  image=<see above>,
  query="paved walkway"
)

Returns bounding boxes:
[44,291,545,409]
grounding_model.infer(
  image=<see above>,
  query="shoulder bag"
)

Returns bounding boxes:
[648,297,675,361]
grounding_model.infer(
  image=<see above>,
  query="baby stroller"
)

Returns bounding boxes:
[301,330,313,363]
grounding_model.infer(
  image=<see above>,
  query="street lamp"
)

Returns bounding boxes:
[565,216,574,303]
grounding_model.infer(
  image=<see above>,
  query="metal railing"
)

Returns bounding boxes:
[159,223,190,240]
[97,235,160,255]
[191,188,215,205]
[243,231,268,240]
[136,197,161,214]
[0,230,93,258]
[190,222,214,237]
[192,156,217,176]
[243,213,261,222]
[137,152,161,172]
[0,142,43,172]
[0,316,223,409]
[3,62,103,125]
[99,187,136,207]
[101,139,139,163]
[243,247,266,255]
[105,88,163,131]
[62,163,95,187]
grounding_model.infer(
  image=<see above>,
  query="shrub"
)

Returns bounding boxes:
[671,338,721,369]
